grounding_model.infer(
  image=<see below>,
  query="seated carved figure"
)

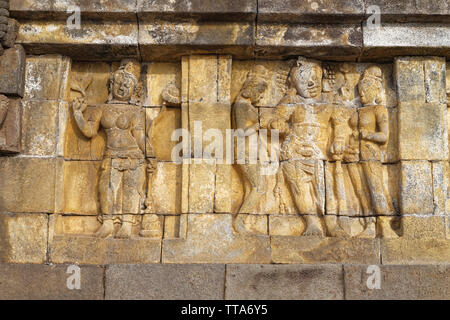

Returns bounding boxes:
[270,57,346,236]
[72,60,147,239]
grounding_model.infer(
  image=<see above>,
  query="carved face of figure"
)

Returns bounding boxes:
[358,66,383,106]
[359,76,382,106]
[112,70,136,102]
[241,78,268,105]
[290,63,323,99]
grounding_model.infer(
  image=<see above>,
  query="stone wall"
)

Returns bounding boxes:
[0,0,449,300]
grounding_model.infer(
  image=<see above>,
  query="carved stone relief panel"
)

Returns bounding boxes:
[56,54,449,253]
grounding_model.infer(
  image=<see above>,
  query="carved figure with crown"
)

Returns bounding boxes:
[269,57,346,236]
[72,60,148,239]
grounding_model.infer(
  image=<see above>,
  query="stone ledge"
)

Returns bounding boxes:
[255,23,363,61]
[361,24,450,61]
[10,0,138,20]
[138,0,257,22]
[258,0,365,24]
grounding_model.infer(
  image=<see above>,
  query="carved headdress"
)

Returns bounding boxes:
[108,59,143,105]
[360,65,385,105]
[288,56,322,90]
[239,64,270,101]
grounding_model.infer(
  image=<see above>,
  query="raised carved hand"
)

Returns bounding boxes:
[72,97,88,114]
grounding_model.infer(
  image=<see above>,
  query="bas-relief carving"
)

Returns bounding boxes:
[232,65,270,233]
[71,59,161,239]
[233,58,399,238]
[62,56,402,240]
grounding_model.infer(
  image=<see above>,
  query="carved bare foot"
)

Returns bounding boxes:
[233,214,264,235]
[239,189,262,214]
[115,222,132,239]
[303,216,325,237]
[95,220,114,238]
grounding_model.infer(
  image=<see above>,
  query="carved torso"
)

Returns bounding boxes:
[359,105,388,161]
[96,103,145,159]
[276,94,343,160]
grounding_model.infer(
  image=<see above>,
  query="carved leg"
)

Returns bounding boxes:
[348,163,372,216]
[116,215,134,239]
[96,159,115,238]
[362,161,394,215]
[237,164,266,214]
[95,219,114,238]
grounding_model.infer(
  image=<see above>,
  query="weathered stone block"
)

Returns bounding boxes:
[18,21,139,61]
[189,163,216,213]
[0,264,104,300]
[24,55,70,101]
[256,24,362,60]
[21,100,59,156]
[381,239,450,264]
[148,162,182,214]
[53,215,101,236]
[269,216,305,236]
[399,161,434,215]
[399,216,447,239]
[363,25,450,61]
[144,62,181,107]
[0,213,48,264]
[11,0,138,20]
[226,264,344,300]
[0,157,57,213]
[139,20,254,61]
[0,44,25,96]
[147,107,181,160]
[163,214,271,263]
[50,235,161,264]
[398,103,447,161]
[364,0,450,22]
[2,18,19,48]
[138,0,256,20]
[382,107,399,163]
[271,237,380,264]
[106,264,225,300]
[258,0,364,23]
[344,265,450,300]
[61,161,101,215]
[0,96,21,153]
[432,161,449,215]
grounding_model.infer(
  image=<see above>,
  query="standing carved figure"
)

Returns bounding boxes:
[232,65,269,233]
[72,60,146,239]
[270,57,345,236]
[354,65,394,217]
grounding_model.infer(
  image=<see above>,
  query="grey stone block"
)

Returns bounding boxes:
[0,264,104,300]
[344,264,450,300]
[225,264,344,300]
[106,264,225,300]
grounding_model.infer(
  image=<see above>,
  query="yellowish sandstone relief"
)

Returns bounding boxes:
[53,55,412,241]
